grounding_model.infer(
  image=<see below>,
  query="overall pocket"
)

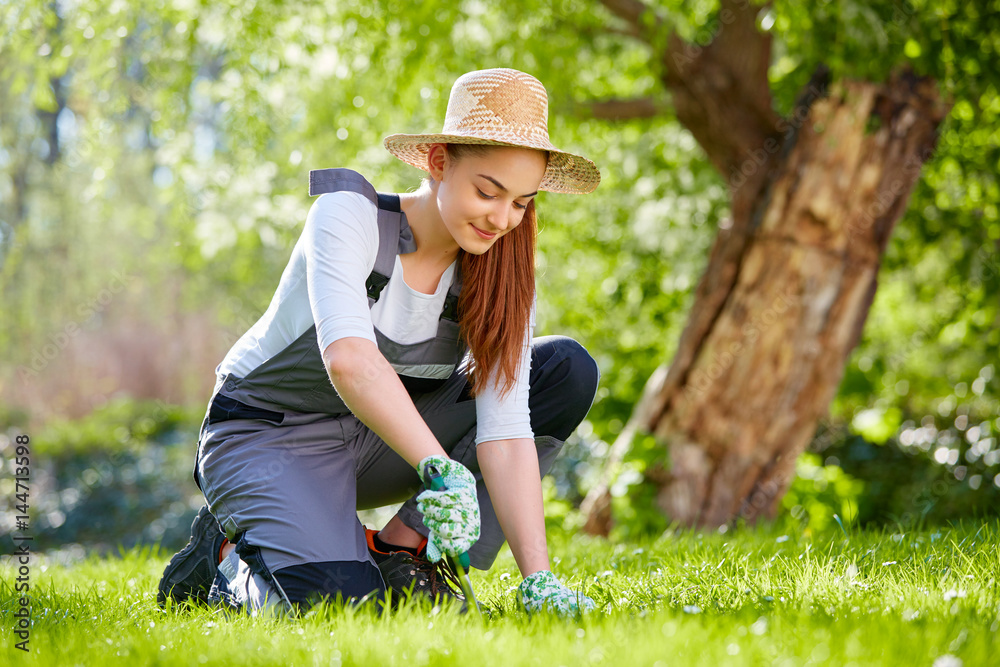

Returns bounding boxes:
[207,393,285,426]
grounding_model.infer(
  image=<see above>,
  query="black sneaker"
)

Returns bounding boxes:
[365,528,464,605]
[157,506,226,607]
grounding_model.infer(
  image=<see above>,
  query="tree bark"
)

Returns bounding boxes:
[582,0,950,533]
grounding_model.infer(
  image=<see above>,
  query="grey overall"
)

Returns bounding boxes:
[193,169,600,609]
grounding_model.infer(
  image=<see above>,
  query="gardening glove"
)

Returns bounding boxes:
[518,570,596,617]
[416,455,480,563]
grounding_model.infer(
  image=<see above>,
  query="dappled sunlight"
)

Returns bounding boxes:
[0,3,997,662]
[2,522,997,664]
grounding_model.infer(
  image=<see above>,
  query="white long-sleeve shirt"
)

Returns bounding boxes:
[217,191,534,445]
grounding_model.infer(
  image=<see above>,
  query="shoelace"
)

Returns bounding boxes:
[411,554,464,599]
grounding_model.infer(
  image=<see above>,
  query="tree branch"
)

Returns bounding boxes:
[576,96,670,120]
[602,24,643,40]
[654,0,780,193]
[702,0,775,122]
[596,0,666,43]
[591,0,782,210]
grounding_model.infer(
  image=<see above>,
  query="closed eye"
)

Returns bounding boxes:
[478,188,527,210]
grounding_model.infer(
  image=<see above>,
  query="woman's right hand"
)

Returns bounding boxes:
[415,455,481,562]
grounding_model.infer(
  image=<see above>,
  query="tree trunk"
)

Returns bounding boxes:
[582,68,949,532]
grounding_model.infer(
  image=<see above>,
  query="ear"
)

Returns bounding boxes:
[426,143,449,181]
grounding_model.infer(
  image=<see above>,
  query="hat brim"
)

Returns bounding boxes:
[383,133,601,195]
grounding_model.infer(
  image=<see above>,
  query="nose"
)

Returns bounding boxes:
[486,201,512,231]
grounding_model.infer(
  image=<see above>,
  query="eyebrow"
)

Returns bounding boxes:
[477,174,538,198]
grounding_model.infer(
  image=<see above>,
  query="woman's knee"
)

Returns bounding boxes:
[272,560,385,608]
[559,336,599,400]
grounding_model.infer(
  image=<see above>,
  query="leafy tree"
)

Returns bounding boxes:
[1,1,996,532]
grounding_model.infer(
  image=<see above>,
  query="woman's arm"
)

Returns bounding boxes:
[304,193,447,468]
[324,336,446,467]
[476,437,550,577]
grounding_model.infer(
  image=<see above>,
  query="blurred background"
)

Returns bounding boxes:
[1,0,997,557]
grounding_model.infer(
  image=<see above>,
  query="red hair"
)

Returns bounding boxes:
[439,144,542,398]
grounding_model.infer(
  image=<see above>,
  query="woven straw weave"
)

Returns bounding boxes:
[384,69,600,194]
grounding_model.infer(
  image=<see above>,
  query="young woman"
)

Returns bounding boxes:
[158,68,601,616]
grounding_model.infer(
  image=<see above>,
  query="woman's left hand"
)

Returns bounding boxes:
[518,569,596,617]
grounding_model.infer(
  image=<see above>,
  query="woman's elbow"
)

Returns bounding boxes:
[323,337,378,385]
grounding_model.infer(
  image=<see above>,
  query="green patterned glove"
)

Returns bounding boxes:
[518,570,596,617]
[416,455,480,563]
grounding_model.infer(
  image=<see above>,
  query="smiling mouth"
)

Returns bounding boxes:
[472,226,497,240]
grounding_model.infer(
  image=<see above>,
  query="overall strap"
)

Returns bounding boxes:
[440,263,462,323]
[308,168,414,305]
[434,261,463,344]
[371,193,418,304]
[309,168,378,205]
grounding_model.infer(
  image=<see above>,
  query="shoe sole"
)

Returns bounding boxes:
[157,507,221,607]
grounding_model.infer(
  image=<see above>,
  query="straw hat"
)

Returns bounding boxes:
[383,68,600,194]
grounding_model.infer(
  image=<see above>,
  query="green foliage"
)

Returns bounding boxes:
[782,453,864,533]
[2,522,999,665]
[29,396,200,456]
[0,404,30,433]
[849,406,904,445]
[810,415,1000,529]
[1,0,997,534]
[0,398,204,552]
[607,434,673,540]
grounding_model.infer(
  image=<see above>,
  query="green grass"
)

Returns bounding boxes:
[2,521,999,666]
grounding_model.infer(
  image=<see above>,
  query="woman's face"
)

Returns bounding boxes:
[430,144,547,255]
